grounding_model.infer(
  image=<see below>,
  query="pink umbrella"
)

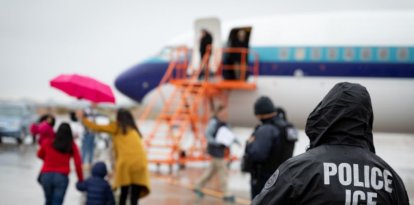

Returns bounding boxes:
[50,74,116,104]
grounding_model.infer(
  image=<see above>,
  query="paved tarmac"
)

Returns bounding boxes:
[0,128,413,204]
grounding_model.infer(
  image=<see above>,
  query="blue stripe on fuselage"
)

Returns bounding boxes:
[143,61,414,78]
[145,47,414,78]
[250,46,414,63]
[249,46,414,77]
[257,62,414,78]
[117,46,414,102]
[145,46,414,78]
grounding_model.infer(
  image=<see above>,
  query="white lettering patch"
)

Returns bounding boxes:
[323,162,393,205]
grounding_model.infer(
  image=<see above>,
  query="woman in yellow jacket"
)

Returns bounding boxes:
[77,108,150,205]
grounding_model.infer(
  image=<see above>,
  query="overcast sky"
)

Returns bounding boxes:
[1,0,414,105]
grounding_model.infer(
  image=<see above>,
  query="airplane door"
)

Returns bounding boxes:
[192,18,221,73]
[226,27,252,48]
[223,27,252,80]
[225,27,252,63]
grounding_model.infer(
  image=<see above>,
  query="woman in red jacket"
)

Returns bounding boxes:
[31,114,56,145]
[37,122,83,205]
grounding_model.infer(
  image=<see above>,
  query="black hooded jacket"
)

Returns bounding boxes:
[200,31,212,58]
[76,162,115,205]
[252,82,410,205]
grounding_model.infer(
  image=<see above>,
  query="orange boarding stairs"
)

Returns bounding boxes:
[138,46,259,172]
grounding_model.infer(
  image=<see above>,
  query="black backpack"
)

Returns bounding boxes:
[207,117,228,158]
[273,120,298,163]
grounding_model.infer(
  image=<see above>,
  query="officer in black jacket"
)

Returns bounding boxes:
[246,96,283,199]
[252,82,410,205]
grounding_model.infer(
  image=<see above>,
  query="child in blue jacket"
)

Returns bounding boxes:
[77,161,115,205]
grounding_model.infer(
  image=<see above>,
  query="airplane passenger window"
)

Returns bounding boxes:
[311,48,322,60]
[328,48,338,60]
[360,48,371,60]
[397,48,409,61]
[378,48,389,60]
[279,48,290,60]
[344,48,354,61]
[295,48,306,60]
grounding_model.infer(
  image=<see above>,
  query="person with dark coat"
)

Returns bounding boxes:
[246,96,283,199]
[252,82,410,205]
[77,161,115,205]
[223,29,249,80]
[229,30,248,63]
[199,29,213,80]
[200,29,212,60]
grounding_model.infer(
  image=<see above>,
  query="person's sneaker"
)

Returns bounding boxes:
[223,195,235,203]
[192,188,204,198]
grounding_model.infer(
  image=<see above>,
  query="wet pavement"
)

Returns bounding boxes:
[0,141,240,205]
[0,128,413,204]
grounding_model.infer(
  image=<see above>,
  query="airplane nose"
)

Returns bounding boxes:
[114,59,168,102]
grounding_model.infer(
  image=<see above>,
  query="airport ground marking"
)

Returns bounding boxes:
[154,175,251,205]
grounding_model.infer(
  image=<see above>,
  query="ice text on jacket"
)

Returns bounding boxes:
[323,162,393,205]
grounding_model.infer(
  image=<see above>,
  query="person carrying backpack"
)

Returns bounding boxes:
[245,96,283,199]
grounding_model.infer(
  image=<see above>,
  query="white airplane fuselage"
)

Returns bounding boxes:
[115,11,414,133]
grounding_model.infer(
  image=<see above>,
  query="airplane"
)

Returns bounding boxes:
[114,11,414,134]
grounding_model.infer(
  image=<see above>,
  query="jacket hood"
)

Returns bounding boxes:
[305,82,375,153]
[91,162,107,178]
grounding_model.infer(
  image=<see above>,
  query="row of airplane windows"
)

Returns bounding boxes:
[275,47,412,61]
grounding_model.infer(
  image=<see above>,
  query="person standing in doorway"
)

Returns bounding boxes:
[224,29,248,80]
[199,29,213,80]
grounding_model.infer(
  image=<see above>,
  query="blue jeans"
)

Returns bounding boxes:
[81,132,95,164]
[39,173,69,205]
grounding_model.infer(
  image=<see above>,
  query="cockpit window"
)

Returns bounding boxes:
[156,46,192,62]
[157,47,173,60]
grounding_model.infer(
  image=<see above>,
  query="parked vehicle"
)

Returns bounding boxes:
[0,102,36,144]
